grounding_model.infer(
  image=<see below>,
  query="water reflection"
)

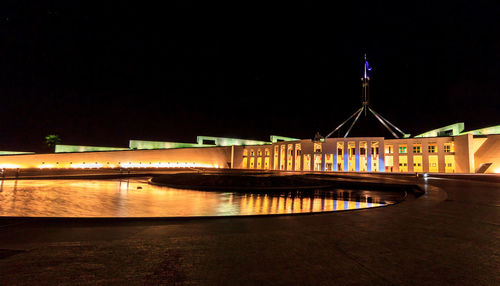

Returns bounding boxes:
[0,178,403,217]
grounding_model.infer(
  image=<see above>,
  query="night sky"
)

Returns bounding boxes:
[0,1,499,152]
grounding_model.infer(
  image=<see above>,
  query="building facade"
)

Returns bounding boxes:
[236,134,500,174]
[0,124,499,174]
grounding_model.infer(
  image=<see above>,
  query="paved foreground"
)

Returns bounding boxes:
[0,174,498,285]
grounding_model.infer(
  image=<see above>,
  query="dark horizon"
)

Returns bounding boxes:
[0,1,499,152]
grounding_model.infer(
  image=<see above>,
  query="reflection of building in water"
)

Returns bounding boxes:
[237,190,387,215]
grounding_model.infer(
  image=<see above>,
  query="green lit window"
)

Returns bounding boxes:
[399,145,407,153]
[413,145,421,153]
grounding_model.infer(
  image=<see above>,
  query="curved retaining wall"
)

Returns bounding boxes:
[0,146,232,169]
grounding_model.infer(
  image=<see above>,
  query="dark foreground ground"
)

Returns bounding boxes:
[0,173,498,285]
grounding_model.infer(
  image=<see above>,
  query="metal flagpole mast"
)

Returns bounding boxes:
[325,54,409,139]
[362,53,370,116]
[325,107,364,138]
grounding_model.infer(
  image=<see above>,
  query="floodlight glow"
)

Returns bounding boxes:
[0,164,20,169]
[119,162,215,169]
[38,164,55,169]
[70,163,103,169]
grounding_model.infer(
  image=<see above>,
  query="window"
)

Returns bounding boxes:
[360,148,366,155]
[385,145,393,154]
[413,145,421,153]
[257,149,262,156]
[250,150,255,156]
[264,149,270,156]
[428,144,437,153]
[399,145,407,153]
[444,143,454,153]
[314,143,322,153]
[243,149,248,156]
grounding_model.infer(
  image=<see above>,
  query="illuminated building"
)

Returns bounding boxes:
[0,124,499,173]
[0,57,498,174]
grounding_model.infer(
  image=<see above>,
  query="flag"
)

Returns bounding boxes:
[364,59,372,78]
[365,60,372,72]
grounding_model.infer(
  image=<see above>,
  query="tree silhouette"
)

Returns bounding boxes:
[45,134,62,152]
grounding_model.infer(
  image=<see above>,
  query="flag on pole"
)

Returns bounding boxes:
[365,59,372,73]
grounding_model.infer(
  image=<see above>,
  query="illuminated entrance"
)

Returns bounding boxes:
[429,155,438,172]
[337,142,344,171]
[314,154,322,171]
[413,155,423,172]
[348,142,356,172]
[325,154,333,171]
[264,157,270,169]
[295,144,301,170]
[359,141,367,172]
[398,156,408,172]
[303,154,311,171]
[280,145,285,170]
[287,144,293,171]
[273,146,279,170]
[371,141,379,172]
[445,155,455,173]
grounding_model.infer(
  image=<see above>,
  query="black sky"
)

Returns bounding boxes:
[0,1,499,152]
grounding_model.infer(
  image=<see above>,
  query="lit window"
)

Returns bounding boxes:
[444,143,453,153]
[428,145,437,153]
[385,145,393,154]
[399,145,407,153]
[413,145,421,153]
[314,143,322,153]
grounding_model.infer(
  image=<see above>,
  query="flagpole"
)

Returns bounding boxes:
[325,54,409,139]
